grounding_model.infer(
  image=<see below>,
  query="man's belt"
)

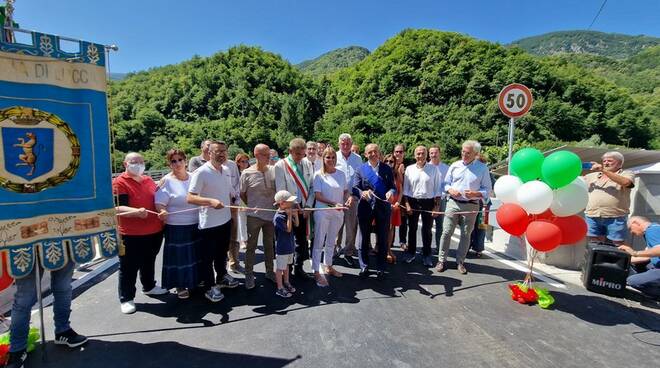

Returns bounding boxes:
[451,198,479,204]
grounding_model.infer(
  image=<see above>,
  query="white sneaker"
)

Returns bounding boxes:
[120,301,136,314]
[144,285,169,295]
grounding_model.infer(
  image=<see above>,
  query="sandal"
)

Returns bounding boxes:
[275,288,292,298]
[315,275,329,287]
[324,266,343,278]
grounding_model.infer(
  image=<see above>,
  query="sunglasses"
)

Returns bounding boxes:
[385,160,394,164]
[170,158,185,164]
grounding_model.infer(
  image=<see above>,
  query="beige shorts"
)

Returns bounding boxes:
[276,253,294,270]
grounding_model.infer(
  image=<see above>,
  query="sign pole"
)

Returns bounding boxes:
[507,117,515,174]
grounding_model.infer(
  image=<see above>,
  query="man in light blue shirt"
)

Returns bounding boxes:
[436,140,492,275]
[335,133,363,264]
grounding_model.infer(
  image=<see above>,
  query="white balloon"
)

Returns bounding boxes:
[517,180,553,214]
[573,176,588,191]
[550,180,589,216]
[494,175,523,204]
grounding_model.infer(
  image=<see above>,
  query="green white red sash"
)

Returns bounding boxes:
[284,156,309,202]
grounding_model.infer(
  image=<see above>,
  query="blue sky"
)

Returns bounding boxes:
[9,0,660,73]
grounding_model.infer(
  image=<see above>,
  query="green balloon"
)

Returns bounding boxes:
[510,148,544,182]
[541,151,582,189]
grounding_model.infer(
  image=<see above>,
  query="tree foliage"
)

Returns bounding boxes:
[109,30,658,170]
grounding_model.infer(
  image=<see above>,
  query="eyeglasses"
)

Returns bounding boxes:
[170,158,185,164]
[239,160,249,164]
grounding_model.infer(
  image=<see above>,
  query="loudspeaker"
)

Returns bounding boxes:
[582,243,630,297]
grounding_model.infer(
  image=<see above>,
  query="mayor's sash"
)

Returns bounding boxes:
[283,156,309,202]
[361,163,387,199]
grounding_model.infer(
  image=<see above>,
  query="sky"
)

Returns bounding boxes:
[8,0,660,73]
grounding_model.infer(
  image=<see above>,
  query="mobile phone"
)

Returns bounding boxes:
[581,162,593,170]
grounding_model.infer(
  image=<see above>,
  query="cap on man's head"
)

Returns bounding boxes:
[274,190,297,205]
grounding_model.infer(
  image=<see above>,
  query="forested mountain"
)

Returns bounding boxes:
[296,46,370,76]
[108,29,657,170]
[511,30,660,59]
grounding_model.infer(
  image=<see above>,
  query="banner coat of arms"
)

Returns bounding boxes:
[0,29,118,278]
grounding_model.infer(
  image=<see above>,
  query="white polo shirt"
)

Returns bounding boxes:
[189,161,232,229]
[404,163,442,199]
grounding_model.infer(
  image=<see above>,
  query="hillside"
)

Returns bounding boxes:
[296,46,370,76]
[108,29,656,170]
[511,30,660,59]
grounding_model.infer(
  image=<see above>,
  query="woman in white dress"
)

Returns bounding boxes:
[312,147,348,287]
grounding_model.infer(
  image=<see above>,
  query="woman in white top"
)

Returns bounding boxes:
[312,147,348,287]
[155,149,200,299]
[235,153,250,246]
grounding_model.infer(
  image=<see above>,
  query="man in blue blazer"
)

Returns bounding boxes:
[351,143,396,278]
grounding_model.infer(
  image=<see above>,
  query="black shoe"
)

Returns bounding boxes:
[54,328,88,348]
[294,267,313,280]
[344,255,355,266]
[359,269,372,278]
[4,350,27,368]
[376,271,386,280]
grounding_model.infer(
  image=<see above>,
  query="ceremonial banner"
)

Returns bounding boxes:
[0,30,118,278]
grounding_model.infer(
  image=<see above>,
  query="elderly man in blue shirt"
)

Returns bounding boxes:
[436,140,492,274]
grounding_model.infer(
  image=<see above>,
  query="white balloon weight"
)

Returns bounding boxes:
[494,175,523,204]
[550,179,589,216]
[516,180,553,214]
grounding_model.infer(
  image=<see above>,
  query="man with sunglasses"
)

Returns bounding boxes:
[188,141,240,303]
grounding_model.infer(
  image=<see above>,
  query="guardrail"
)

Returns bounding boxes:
[112,170,170,181]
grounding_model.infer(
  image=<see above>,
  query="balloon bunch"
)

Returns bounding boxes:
[494,148,589,253]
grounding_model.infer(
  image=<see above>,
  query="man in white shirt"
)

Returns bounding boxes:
[402,146,442,267]
[437,140,492,275]
[303,141,323,173]
[188,140,240,303]
[428,145,449,252]
[335,133,363,265]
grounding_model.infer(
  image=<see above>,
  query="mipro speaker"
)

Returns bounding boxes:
[582,243,630,297]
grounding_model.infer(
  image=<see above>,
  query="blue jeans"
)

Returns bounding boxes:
[9,261,74,352]
[628,263,660,297]
[586,216,628,242]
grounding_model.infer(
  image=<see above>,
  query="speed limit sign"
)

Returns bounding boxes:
[498,83,533,118]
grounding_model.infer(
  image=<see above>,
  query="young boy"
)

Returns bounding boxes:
[273,190,299,298]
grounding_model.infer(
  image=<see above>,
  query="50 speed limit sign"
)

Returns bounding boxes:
[498,83,533,118]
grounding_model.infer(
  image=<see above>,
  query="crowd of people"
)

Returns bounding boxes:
[112,135,495,312]
[4,136,659,368]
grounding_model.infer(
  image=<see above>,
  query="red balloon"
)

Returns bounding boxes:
[526,220,562,252]
[552,215,588,244]
[0,252,14,292]
[496,203,530,236]
[532,209,555,221]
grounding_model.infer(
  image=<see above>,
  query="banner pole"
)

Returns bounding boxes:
[34,253,47,361]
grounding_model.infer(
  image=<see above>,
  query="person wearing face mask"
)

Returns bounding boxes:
[436,140,492,275]
[584,151,635,246]
[113,152,168,314]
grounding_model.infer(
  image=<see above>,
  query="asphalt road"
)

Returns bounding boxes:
[19,237,660,368]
